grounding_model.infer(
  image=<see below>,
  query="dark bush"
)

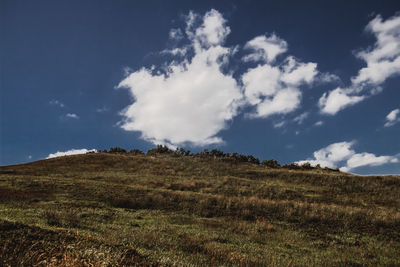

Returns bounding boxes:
[247,155,260,165]
[175,148,191,156]
[129,149,144,155]
[262,159,281,168]
[195,149,210,157]
[300,162,313,170]
[283,163,301,170]
[147,145,174,155]
[108,147,127,153]
[238,154,250,162]
[210,149,225,158]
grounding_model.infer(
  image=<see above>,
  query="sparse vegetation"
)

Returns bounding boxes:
[0,149,399,266]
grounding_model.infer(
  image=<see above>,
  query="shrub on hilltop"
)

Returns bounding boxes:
[262,159,281,168]
[147,145,174,155]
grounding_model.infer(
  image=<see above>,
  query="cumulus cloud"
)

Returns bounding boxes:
[66,113,79,119]
[319,13,400,115]
[118,9,242,147]
[118,9,328,147]
[46,148,97,159]
[352,13,400,85]
[242,34,287,63]
[242,64,280,105]
[297,141,355,169]
[242,38,318,118]
[384,108,400,127]
[297,141,399,172]
[343,152,399,172]
[251,87,302,117]
[281,57,318,85]
[194,9,231,47]
[318,88,365,115]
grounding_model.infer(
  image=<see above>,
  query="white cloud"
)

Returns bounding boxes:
[297,141,356,169]
[251,87,302,118]
[317,72,341,83]
[280,57,318,85]
[96,107,109,113]
[46,149,97,159]
[342,152,399,172]
[273,121,286,128]
[318,88,365,115]
[352,14,400,86]
[297,141,399,172]
[118,10,242,147]
[193,9,231,48]
[293,112,309,124]
[161,47,188,56]
[314,120,324,126]
[242,36,318,118]
[118,9,329,146]
[169,28,183,40]
[49,100,64,108]
[319,13,400,115]
[242,34,287,63]
[66,113,79,119]
[242,64,281,105]
[384,108,400,127]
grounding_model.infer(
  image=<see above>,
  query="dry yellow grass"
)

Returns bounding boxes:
[0,152,399,266]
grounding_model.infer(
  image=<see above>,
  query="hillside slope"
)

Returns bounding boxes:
[1,153,399,266]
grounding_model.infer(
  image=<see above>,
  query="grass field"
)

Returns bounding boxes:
[1,152,399,266]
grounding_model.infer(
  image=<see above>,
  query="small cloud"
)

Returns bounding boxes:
[273,121,286,128]
[318,88,365,115]
[342,152,399,172]
[28,155,32,159]
[242,34,287,63]
[46,148,97,159]
[296,141,399,172]
[169,28,183,40]
[242,38,318,118]
[160,47,188,56]
[96,107,109,113]
[123,66,133,76]
[317,73,341,84]
[314,120,324,126]
[66,113,79,119]
[384,108,400,127]
[49,100,65,108]
[293,112,309,124]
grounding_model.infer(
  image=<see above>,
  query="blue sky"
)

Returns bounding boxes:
[1,0,400,174]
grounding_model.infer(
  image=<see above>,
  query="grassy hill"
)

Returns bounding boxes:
[1,152,399,266]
